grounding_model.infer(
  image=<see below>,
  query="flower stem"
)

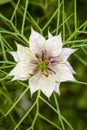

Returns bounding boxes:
[53,93,65,130]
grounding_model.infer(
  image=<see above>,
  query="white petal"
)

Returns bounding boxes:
[29,71,41,96]
[45,34,62,57]
[16,43,33,62]
[48,30,53,38]
[11,76,27,81]
[29,28,45,55]
[54,63,75,82]
[54,82,60,95]
[57,48,76,62]
[9,52,19,62]
[9,62,33,79]
[39,75,55,98]
[65,61,76,74]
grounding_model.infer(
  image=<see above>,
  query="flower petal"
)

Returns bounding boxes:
[9,52,19,62]
[39,75,55,98]
[54,82,60,95]
[8,62,33,79]
[29,72,55,98]
[65,61,76,74]
[54,63,75,82]
[11,76,27,81]
[29,28,45,55]
[57,48,76,62]
[45,34,62,57]
[16,43,33,62]
[29,71,41,96]
[48,30,53,38]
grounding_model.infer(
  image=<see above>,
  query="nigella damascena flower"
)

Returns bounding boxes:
[9,28,76,98]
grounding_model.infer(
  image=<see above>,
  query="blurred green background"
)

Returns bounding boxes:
[0,0,87,130]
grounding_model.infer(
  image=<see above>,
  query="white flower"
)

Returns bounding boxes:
[9,28,76,98]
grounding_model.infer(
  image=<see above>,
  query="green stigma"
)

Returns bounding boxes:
[38,61,48,70]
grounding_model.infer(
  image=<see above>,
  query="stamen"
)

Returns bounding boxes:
[42,50,46,60]
[35,53,42,61]
[42,69,49,77]
[31,60,38,64]
[30,67,40,77]
[48,67,56,74]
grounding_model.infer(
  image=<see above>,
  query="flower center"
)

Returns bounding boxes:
[31,51,56,77]
[33,52,49,76]
[38,60,48,70]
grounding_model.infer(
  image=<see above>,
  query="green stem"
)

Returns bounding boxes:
[53,93,65,130]
[39,113,62,130]
[13,101,36,130]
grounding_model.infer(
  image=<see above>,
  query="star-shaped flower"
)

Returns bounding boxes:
[9,28,76,98]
